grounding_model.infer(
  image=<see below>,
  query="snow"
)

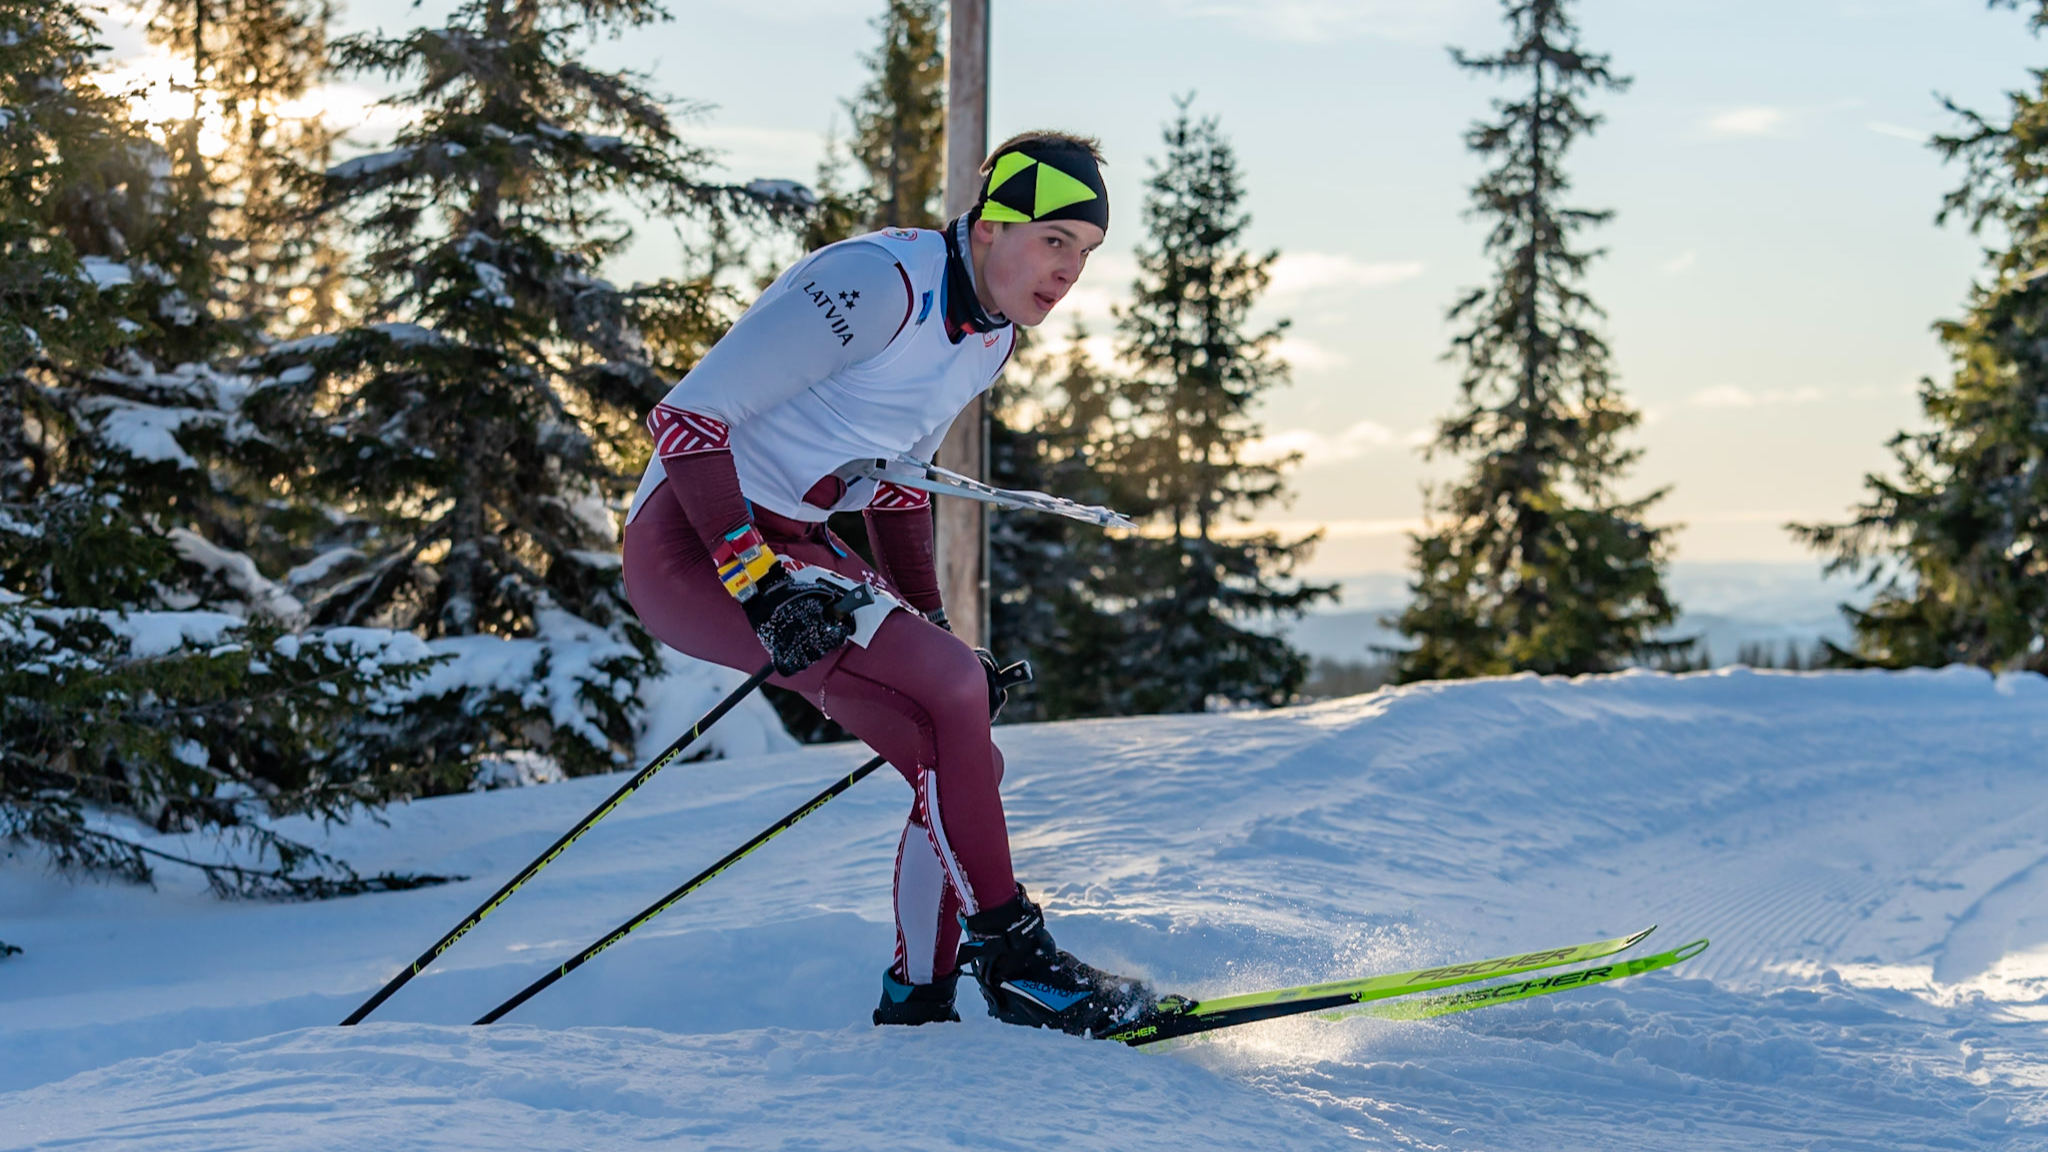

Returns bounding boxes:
[166,528,307,623]
[262,333,341,357]
[534,121,624,152]
[406,605,794,763]
[283,546,364,587]
[327,147,416,181]
[80,396,205,468]
[470,261,512,307]
[76,256,132,289]
[4,668,2046,1149]
[97,608,244,657]
[745,177,819,208]
[368,321,445,346]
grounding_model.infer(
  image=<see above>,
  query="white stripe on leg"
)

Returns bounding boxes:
[894,815,950,984]
[920,771,980,917]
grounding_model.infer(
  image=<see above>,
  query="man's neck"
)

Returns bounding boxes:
[942,215,1008,342]
[965,222,1004,320]
[956,215,1006,324]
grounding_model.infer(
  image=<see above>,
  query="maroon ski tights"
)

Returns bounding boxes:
[622,484,1013,982]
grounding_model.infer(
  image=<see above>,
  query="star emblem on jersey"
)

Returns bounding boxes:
[838,290,859,308]
[978,150,1100,224]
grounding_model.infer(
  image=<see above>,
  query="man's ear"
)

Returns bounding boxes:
[971,217,1005,244]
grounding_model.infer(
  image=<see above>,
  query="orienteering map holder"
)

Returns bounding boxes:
[851,456,1138,531]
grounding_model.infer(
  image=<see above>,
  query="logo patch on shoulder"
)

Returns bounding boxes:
[983,330,1001,348]
[885,228,919,241]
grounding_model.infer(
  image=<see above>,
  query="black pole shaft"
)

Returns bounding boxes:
[340,664,776,1026]
[474,752,890,1025]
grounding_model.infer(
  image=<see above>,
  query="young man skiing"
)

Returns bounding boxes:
[621,132,1155,1037]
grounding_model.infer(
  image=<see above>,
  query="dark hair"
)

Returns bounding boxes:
[980,130,1106,175]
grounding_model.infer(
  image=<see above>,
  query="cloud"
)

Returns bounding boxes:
[1274,334,1348,371]
[1659,250,1698,277]
[1055,251,1142,325]
[1055,284,1122,326]
[1687,385,1827,409]
[1050,322,1343,376]
[1268,252,1428,297]
[1704,106,1790,138]
[1866,121,1931,143]
[1245,419,1399,466]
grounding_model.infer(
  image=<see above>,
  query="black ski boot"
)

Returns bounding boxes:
[958,886,1156,1038]
[872,967,962,1026]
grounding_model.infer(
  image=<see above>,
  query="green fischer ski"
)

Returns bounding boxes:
[1108,925,1656,1046]
[1333,937,1709,1023]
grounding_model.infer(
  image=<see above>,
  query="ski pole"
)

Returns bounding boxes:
[473,656,1033,1024]
[339,662,776,1025]
[340,585,875,1025]
[474,750,891,1024]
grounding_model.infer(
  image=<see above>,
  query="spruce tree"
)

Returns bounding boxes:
[240,0,804,773]
[845,0,947,231]
[1090,102,1329,714]
[988,328,1127,720]
[799,2,944,254]
[2,1,451,896]
[1393,0,1683,682]
[143,0,354,346]
[1792,0,2048,672]
[141,0,344,348]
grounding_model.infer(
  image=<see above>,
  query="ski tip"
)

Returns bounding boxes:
[1675,938,1710,962]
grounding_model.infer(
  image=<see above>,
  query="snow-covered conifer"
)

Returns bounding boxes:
[2,2,453,896]
[239,0,807,772]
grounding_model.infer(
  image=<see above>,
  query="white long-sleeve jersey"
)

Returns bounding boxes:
[627,223,1017,526]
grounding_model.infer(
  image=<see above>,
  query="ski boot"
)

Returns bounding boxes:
[872,966,962,1026]
[957,885,1156,1038]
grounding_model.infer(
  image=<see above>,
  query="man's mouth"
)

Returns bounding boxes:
[1032,291,1059,311]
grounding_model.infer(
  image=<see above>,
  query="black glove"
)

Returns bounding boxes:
[744,566,853,676]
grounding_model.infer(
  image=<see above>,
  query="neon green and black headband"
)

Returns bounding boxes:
[976,141,1109,234]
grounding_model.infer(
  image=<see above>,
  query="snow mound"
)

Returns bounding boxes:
[4,667,2047,1150]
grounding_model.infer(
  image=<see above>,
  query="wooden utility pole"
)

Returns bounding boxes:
[939,0,990,647]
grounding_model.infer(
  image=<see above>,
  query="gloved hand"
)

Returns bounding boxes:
[715,522,851,677]
[745,566,852,676]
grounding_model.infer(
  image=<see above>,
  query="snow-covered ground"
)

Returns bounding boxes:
[5,667,2046,1150]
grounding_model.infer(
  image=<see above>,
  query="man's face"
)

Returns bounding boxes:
[975,218,1105,327]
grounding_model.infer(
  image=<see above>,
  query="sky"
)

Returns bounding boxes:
[98,0,2047,578]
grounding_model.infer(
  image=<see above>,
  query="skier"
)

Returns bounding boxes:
[620,132,1155,1037]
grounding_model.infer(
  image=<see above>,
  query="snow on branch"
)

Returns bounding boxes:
[744,179,818,209]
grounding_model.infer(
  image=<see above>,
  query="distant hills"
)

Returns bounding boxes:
[1283,562,1863,668]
